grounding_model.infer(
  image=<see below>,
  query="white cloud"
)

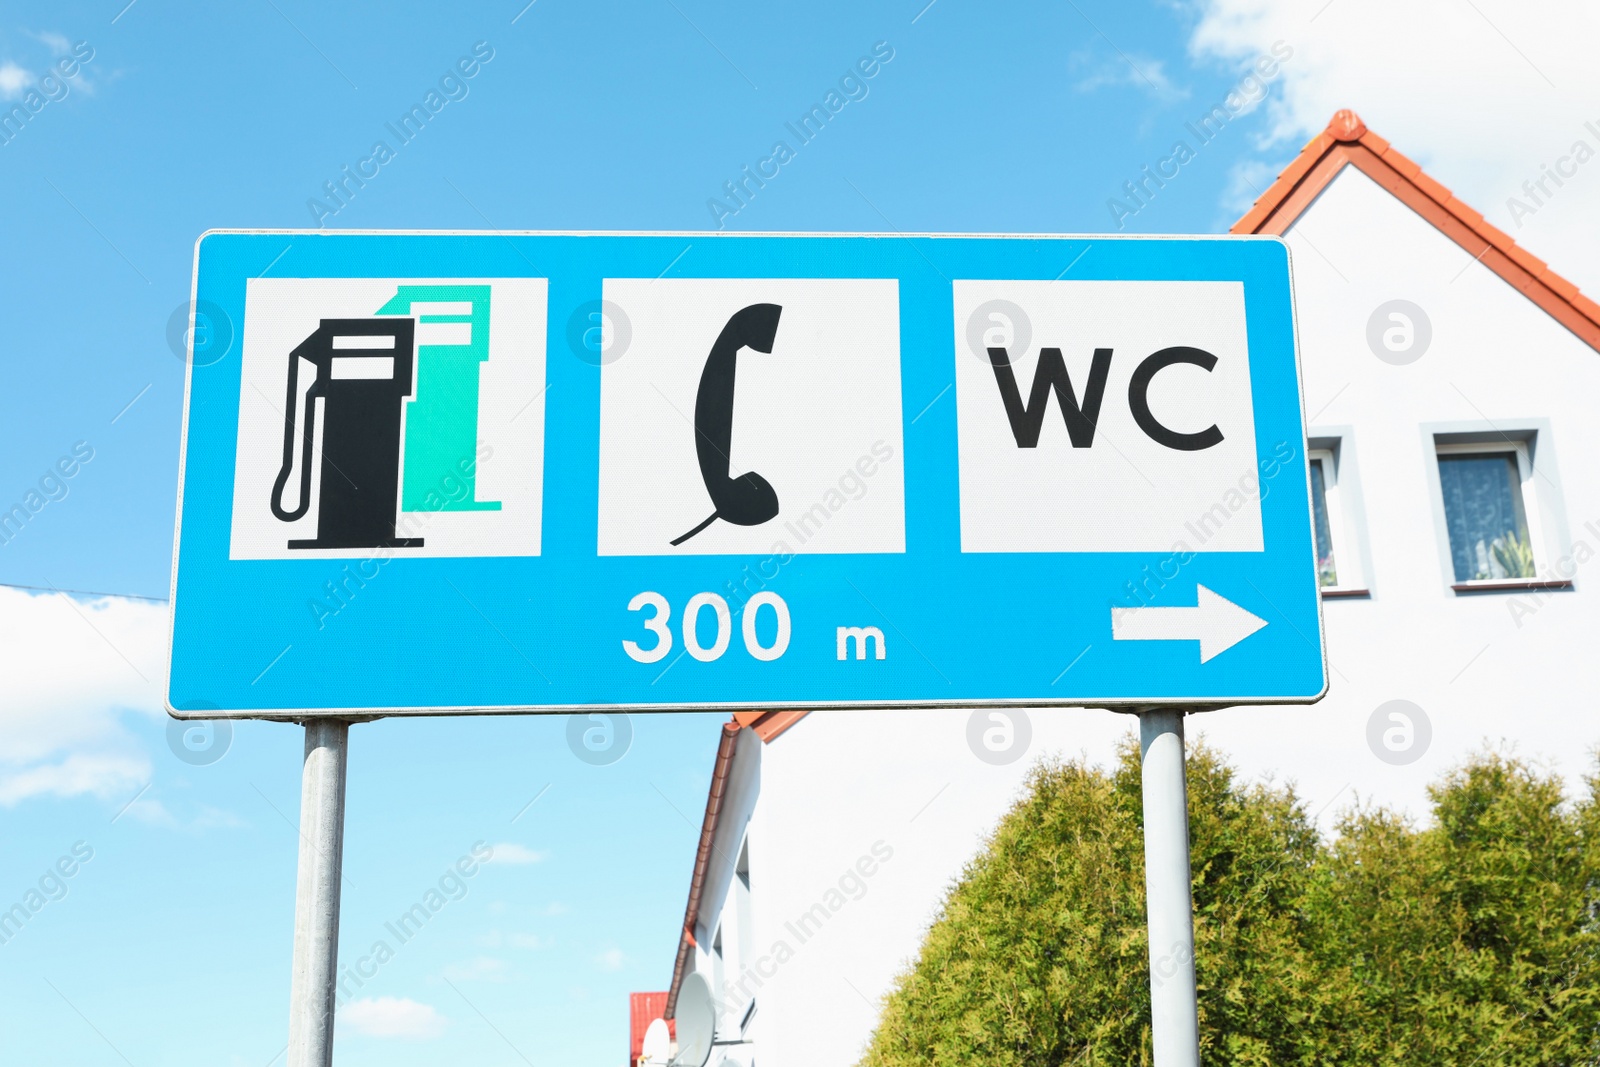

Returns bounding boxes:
[0,589,167,806]
[29,32,71,55]
[338,997,446,1039]
[1188,0,1600,292]
[1220,156,1283,221]
[0,752,146,806]
[477,929,543,950]
[485,842,546,865]
[442,956,511,982]
[121,794,176,826]
[1072,48,1189,102]
[595,948,627,972]
[0,62,32,99]
[190,804,246,830]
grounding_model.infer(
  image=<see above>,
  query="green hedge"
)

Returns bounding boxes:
[859,737,1600,1066]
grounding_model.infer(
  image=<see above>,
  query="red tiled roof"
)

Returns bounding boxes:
[629,991,675,1065]
[1233,109,1600,353]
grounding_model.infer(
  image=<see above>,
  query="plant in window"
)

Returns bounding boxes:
[1488,531,1536,580]
[1317,551,1338,588]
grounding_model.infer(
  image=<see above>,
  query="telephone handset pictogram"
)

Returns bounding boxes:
[671,303,784,546]
[270,318,424,550]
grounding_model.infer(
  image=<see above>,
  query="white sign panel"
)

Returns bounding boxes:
[597,278,906,556]
[953,280,1261,553]
[229,277,548,559]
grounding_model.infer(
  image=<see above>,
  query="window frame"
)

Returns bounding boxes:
[710,921,726,1029]
[1308,448,1360,594]
[1434,440,1544,588]
[733,838,753,993]
[1422,421,1574,596]
[1306,433,1372,597]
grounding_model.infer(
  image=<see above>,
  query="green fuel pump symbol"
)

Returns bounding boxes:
[376,284,500,512]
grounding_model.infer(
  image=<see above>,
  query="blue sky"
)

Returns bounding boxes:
[0,0,1284,605]
[2,0,1596,1063]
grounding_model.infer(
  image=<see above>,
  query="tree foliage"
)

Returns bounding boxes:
[859,738,1600,1067]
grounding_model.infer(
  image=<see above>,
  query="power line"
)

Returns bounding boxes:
[0,581,167,603]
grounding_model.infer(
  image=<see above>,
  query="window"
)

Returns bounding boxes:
[1307,445,1366,593]
[710,923,725,1025]
[734,840,753,983]
[1308,453,1338,587]
[1436,442,1540,584]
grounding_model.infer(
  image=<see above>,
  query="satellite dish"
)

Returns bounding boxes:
[641,1018,672,1065]
[670,972,716,1067]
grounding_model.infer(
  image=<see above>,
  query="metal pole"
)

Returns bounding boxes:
[1139,709,1201,1067]
[287,719,350,1067]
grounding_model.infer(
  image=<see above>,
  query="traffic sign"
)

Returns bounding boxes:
[168,231,1326,718]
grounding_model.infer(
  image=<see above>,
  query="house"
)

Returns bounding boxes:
[635,110,1600,1067]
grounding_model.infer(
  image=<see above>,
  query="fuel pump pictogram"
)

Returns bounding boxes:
[270,318,424,550]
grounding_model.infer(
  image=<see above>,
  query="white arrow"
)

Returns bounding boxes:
[1111,584,1267,663]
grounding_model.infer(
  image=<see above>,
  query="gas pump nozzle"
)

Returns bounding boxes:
[270,318,424,551]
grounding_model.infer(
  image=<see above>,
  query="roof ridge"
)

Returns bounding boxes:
[1232,109,1600,352]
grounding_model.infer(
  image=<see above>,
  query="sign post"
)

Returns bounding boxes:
[286,719,349,1067]
[169,231,1325,1062]
[1140,708,1201,1066]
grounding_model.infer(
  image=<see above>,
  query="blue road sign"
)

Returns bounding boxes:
[168,232,1326,717]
